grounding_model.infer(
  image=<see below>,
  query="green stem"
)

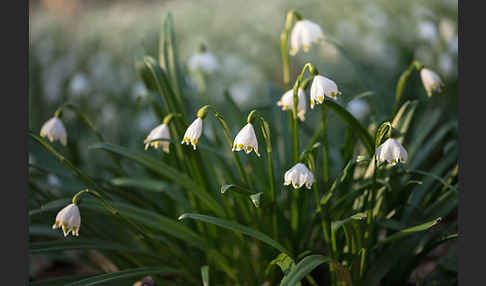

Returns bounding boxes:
[280,10,301,88]
[392,60,423,116]
[197,105,249,187]
[321,104,330,188]
[55,104,103,142]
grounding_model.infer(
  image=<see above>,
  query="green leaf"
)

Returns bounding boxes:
[321,156,368,206]
[110,177,191,208]
[268,253,296,276]
[332,213,367,232]
[220,184,252,195]
[179,213,292,258]
[374,217,442,249]
[374,121,393,149]
[90,143,225,217]
[63,267,180,286]
[280,255,334,286]
[160,12,185,115]
[324,99,374,156]
[201,265,210,286]
[84,201,209,250]
[29,133,106,195]
[29,198,71,216]
[29,240,159,259]
[30,275,93,286]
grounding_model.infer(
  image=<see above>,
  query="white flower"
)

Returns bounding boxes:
[144,123,171,153]
[420,68,443,96]
[310,75,341,109]
[181,118,203,150]
[277,88,307,121]
[52,203,81,237]
[346,99,370,120]
[375,138,408,165]
[40,117,67,146]
[232,123,260,156]
[284,163,315,189]
[290,19,324,56]
[188,52,219,73]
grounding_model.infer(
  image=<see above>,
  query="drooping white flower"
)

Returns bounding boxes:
[420,68,443,96]
[52,203,81,237]
[346,99,370,120]
[181,118,203,150]
[40,117,67,146]
[144,123,171,153]
[284,163,315,189]
[188,52,219,73]
[290,19,324,56]
[277,88,307,121]
[232,123,260,156]
[375,138,408,165]
[310,75,341,109]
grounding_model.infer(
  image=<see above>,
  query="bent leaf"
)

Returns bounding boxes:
[280,255,334,286]
[179,213,292,258]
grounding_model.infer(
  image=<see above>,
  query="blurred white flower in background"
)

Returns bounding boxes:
[418,21,438,41]
[420,68,443,96]
[439,18,456,42]
[363,3,389,30]
[47,174,61,188]
[132,81,148,98]
[290,19,325,56]
[40,117,68,146]
[136,112,158,132]
[232,123,260,156]
[319,41,339,62]
[52,203,81,237]
[448,35,458,55]
[43,56,76,103]
[284,163,315,189]
[229,83,254,107]
[69,72,91,97]
[277,88,307,121]
[188,51,219,73]
[438,53,454,77]
[346,99,370,120]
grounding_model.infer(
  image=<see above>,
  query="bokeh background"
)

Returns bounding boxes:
[29,0,457,282]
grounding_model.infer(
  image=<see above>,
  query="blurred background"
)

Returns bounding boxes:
[29,0,457,282]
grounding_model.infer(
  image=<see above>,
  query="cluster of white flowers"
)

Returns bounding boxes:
[42,11,447,239]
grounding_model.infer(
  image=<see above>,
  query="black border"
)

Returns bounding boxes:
[4,0,28,283]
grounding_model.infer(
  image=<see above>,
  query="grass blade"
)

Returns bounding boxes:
[280,255,334,286]
[179,213,292,258]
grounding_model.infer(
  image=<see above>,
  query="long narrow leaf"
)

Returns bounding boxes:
[280,255,334,286]
[179,213,292,258]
